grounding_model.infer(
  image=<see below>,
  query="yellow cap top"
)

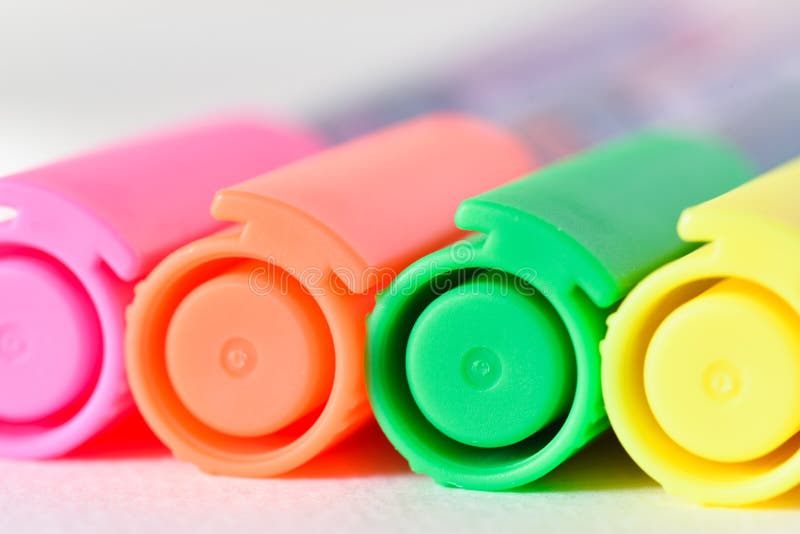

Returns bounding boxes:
[644,278,800,463]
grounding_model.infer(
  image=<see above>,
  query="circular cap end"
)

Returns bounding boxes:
[165,262,333,438]
[645,279,800,463]
[0,253,100,422]
[405,276,574,448]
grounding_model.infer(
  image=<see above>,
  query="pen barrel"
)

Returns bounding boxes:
[125,114,533,477]
[367,132,752,490]
[603,156,800,506]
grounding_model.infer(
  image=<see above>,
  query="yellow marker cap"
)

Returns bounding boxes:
[602,156,800,506]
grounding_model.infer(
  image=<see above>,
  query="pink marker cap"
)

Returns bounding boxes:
[0,117,320,458]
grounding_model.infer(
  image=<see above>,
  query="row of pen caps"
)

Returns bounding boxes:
[0,113,798,507]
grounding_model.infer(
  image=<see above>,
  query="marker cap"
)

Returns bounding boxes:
[368,132,753,490]
[603,156,800,505]
[125,114,533,477]
[0,118,320,458]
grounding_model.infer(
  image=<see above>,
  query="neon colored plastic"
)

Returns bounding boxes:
[0,118,320,458]
[602,156,800,506]
[367,132,753,491]
[124,113,532,477]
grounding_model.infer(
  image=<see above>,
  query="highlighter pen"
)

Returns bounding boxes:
[366,132,752,491]
[602,156,800,506]
[0,119,319,458]
[124,114,532,477]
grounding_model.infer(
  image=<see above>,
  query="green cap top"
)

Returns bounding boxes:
[406,275,574,448]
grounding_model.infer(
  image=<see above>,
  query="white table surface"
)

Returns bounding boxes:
[1,1,798,531]
[2,413,799,534]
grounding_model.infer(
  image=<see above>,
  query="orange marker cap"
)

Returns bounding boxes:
[125,114,533,476]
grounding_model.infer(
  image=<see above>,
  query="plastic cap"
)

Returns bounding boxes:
[644,278,800,463]
[0,253,100,422]
[601,156,800,505]
[405,276,573,448]
[165,261,334,437]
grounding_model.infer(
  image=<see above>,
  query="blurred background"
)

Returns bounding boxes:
[0,0,589,174]
[2,0,799,177]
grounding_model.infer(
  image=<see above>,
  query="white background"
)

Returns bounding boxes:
[0,0,587,175]
[1,1,799,532]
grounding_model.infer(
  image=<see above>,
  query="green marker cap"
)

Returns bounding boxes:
[367,132,754,491]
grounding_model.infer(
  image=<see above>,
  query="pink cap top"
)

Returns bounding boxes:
[0,254,99,422]
[0,117,320,458]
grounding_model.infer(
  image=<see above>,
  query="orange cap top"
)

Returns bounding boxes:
[165,261,334,437]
